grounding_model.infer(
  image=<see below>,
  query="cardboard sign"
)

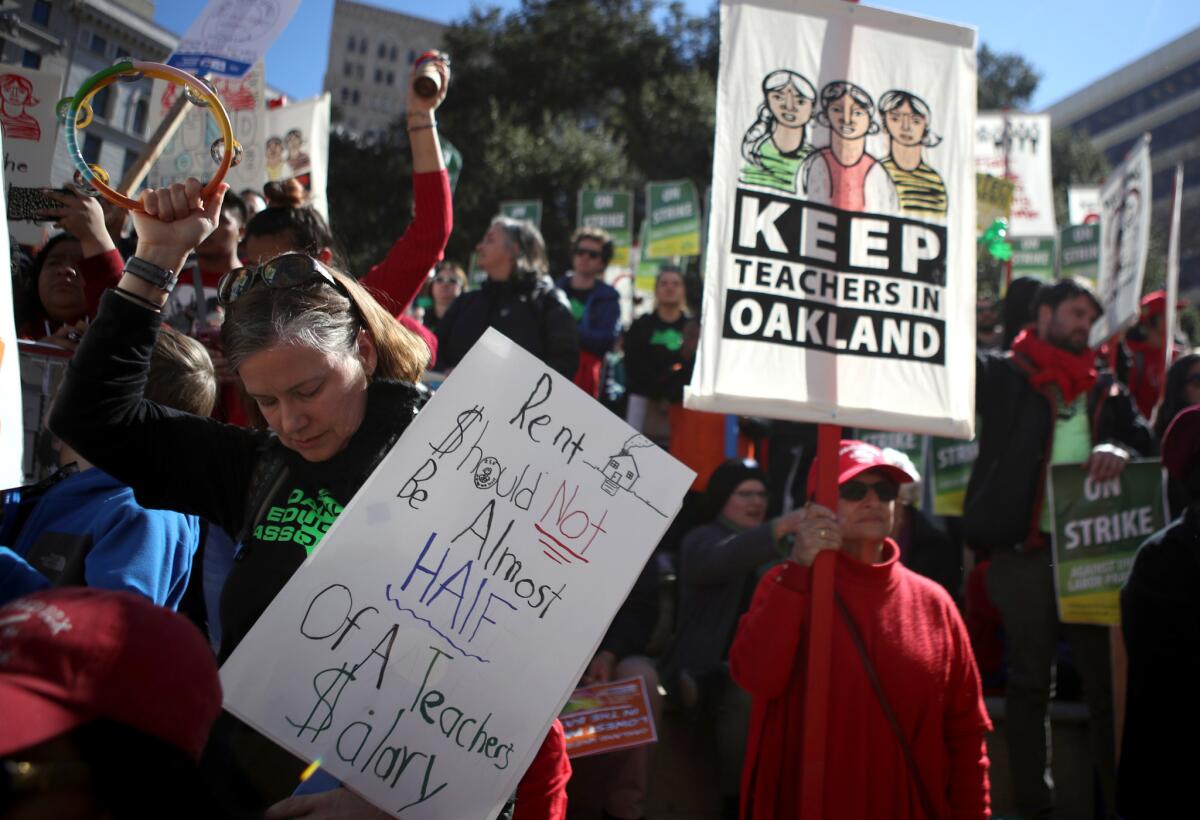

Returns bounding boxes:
[1091,134,1152,348]
[578,190,634,268]
[167,0,301,78]
[0,68,63,247]
[499,199,542,228]
[687,0,977,439]
[645,180,701,259]
[1067,185,1101,226]
[1059,224,1100,289]
[560,676,657,759]
[974,113,1055,237]
[1048,459,1165,625]
[220,329,694,818]
[265,94,330,219]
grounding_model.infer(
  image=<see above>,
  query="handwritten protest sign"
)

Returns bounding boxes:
[1048,460,1164,625]
[221,329,694,817]
[1091,134,1152,348]
[687,0,977,439]
[500,199,543,228]
[560,676,657,759]
[0,169,21,487]
[1068,185,1101,225]
[0,67,63,247]
[975,113,1055,237]
[578,190,634,268]
[167,0,301,78]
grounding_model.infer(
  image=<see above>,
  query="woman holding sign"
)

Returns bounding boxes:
[729,441,991,819]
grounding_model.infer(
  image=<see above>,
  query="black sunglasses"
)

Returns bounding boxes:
[217,253,349,307]
[838,479,900,502]
[574,247,603,259]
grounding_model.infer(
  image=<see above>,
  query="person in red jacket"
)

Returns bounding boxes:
[1123,289,1185,419]
[730,440,991,820]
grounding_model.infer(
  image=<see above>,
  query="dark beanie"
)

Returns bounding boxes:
[699,458,768,523]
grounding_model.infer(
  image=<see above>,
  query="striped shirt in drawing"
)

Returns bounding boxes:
[880,157,947,216]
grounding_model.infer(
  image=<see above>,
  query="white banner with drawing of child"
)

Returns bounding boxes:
[687,0,977,439]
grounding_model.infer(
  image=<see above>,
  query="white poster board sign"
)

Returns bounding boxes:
[167,0,301,78]
[265,94,330,219]
[686,0,977,439]
[0,68,63,246]
[144,63,267,196]
[1068,184,1101,226]
[975,112,1055,236]
[0,147,23,486]
[1091,134,1152,348]
[220,329,693,818]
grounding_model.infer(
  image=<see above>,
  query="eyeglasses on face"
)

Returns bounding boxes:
[732,489,768,501]
[838,479,900,502]
[217,253,349,307]
[573,246,603,259]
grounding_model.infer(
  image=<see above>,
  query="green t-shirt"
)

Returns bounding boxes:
[1039,392,1092,532]
[740,139,812,193]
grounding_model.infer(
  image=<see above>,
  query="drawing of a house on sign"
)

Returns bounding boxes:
[602,451,640,496]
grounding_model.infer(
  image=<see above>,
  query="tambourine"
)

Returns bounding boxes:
[58,60,240,211]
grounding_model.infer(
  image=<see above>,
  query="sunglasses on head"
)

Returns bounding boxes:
[217,253,349,307]
[574,247,603,259]
[838,479,900,502]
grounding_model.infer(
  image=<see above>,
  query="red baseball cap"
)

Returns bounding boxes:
[1163,406,1200,482]
[0,588,222,761]
[807,439,915,497]
[1140,290,1188,320]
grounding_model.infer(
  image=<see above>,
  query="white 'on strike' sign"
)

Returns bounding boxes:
[220,329,694,818]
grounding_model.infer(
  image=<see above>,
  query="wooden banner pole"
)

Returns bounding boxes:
[115,88,194,198]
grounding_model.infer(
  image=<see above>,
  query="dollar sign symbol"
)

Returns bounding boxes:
[429,406,484,457]
[285,663,357,741]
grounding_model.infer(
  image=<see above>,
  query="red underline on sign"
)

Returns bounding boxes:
[534,523,590,563]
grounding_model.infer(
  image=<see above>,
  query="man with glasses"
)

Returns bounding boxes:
[964,277,1152,820]
[731,440,991,819]
[556,227,622,397]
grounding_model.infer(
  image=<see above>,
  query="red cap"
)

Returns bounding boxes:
[0,588,222,761]
[1163,406,1200,482]
[807,439,915,497]
[1140,290,1188,320]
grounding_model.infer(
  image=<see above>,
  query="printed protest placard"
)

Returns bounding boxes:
[1059,224,1100,288]
[687,0,977,439]
[0,67,63,247]
[1068,185,1101,225]
[975,113,1055,237]
[265,94,330,219]
[931,435,978,517]
[645,180,701,259]
[220,329,694,818]
[976,172,1013,234]
[1091,134,1152,348]
[167,0,301,78]
[500,199,543,228]
[0,164,23,487]
[1011,236,1056,281]
[852,429,924,469]
[578,190,633,268]
[1049,460,1164,625]
[560,676,657,759]
[144,62,267,195]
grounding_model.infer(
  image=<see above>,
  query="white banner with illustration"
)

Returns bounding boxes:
[1068,184,1101,226]
[221,329,694,818]
[1091,134,1151,348]
[687,0,977,438]
[0,67,63,246]
[265,94,330,219]
[974,112,1055,237]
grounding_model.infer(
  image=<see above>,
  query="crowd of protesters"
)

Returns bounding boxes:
[2,53,1198,820]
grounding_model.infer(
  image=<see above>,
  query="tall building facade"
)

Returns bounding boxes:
[323,0,445,137]
[0,0,174,190]
[1046,26,1200,294]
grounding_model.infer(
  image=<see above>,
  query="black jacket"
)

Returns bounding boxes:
[624,311,691,402]
[963,350,1152,550]
[1118,505,1200,818]
[435,275,580,378]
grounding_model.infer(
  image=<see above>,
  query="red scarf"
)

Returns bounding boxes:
[1011,329,1098,404]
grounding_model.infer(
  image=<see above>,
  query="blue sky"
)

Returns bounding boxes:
[156,0,1194,109]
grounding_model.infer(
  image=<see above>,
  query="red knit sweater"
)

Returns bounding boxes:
[730,542,991,820]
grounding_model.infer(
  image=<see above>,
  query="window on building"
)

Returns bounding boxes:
[407,50,416,65]
[385,71,394,86]
[92,85,111,119]
[82,134,102,165]
[344,61,352,76]
[89,33,107,56]
[341,87,349,102]
[359,38,367,55]
[122,149,138,179]
[21,50,41,69]
[351,89,360,105]
[348,35,356,51]
[389,45,398,62]
[374,68,382,83]
[356,64,364,79]
[133,97,148,135]
[32,1,52,26]
[115,47,130,60]
[377,42,386,59]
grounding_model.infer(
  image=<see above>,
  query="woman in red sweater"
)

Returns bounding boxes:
[730,440,991,819]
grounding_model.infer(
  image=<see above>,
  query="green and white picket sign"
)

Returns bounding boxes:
[931,435,979,517]
[1048,459,1165,625]
[499,199,543,228]
[1010,235,1056,281]
[441,136,463,195]
[644,180,701,259]
[1059,223,1100,289]
[577,190,633,268]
